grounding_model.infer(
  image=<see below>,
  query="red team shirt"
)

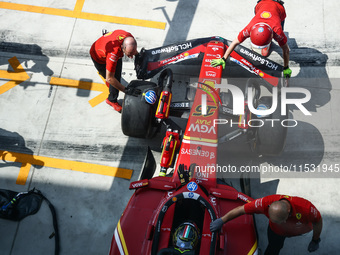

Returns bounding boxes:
[244,195,321,236]
[238,0,287,46]
[90,30,133,73]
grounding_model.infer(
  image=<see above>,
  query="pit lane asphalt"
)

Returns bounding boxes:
[0,0,340,254]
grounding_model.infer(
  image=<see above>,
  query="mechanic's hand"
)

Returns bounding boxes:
[125,87,141,96]
[210,218,224,232]
[211,58,226,69]
[308,238,320,252]
[283,67,292,78]
[178,164,190,185]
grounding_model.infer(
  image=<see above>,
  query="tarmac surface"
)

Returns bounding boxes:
[0,0,340,254]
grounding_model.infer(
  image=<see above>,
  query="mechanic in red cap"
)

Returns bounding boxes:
[212,0,292,78]
[90,30,138,112]
[210,194,322,254]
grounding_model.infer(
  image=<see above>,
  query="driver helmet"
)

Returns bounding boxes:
[173,222,200,251]
[250,23,273,57]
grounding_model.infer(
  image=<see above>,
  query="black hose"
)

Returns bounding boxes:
[158,69,173,90]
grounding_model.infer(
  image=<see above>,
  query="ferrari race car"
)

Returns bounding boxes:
[109,37,287,255]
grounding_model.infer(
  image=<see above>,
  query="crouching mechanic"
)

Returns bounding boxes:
[210,194,322,255]
[211,0,292,78]
[90,30,138,112]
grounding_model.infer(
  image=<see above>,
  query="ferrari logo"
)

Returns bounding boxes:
[117,35,125,41]
[296,213,302,220]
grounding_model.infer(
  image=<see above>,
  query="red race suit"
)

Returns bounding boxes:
[90,30,133,73]
[238,0,287,47]
[244,194,321,236]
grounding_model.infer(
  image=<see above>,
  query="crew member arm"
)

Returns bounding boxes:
[280,42,290,68]
[221,205,246,223]
[312,217,323,241]
[106,70,126,92]
[222,38,241,60]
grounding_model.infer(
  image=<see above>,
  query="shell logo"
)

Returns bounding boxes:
[184,52,189,57]
[260,11,272,19]
[202,80,216,89]
[259,72,264,77]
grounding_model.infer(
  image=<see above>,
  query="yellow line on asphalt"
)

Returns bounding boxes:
[88,91,108,107]
[0,71,28,80]
[0,56,31,95]
[50,76,108,92]
[0,58,107,107]
[0,150,133,185]
[49,76,109,107]
[78,12,165,28]
[16,163,32,185]
[73,0,85,14]
[0,1,166,29]
[0,2,75,17]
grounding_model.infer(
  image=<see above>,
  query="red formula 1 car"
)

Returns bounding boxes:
[109,37,286,255]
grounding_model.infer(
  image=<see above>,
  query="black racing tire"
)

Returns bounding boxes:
[121,80,159,138]
[252,96,288,156]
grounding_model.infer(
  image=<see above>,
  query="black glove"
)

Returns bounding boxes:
[125,87,141,96]
[308,238,320,252]
[177,164,190,186]
[210,218,224,232]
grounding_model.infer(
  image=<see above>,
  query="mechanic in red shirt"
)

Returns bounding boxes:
[210,194,322,254]
[212,0,292,78]
[90,30,138,112]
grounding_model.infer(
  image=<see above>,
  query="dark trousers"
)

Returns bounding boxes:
[91,57,122,102]
[264,225,286,255]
